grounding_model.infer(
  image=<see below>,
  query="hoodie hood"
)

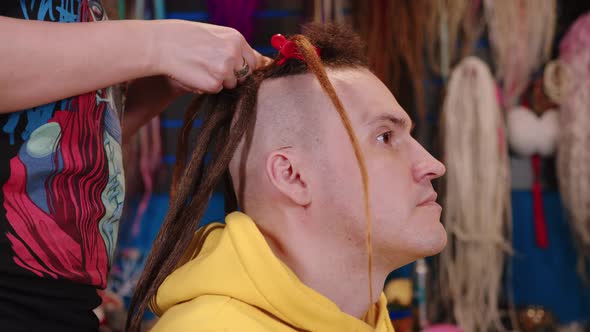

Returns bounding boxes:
[151,212,393,332]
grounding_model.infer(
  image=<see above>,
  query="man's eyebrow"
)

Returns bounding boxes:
[369,113,414,132]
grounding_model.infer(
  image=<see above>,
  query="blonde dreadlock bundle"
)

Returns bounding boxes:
[292,33,375,307]
[426,0,484,80]
[484,0,556,107]
[439,56,512,332]
[556,13,590,277]
[313,0,347,23]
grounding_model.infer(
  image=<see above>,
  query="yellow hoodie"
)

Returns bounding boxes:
[150,212,395,332]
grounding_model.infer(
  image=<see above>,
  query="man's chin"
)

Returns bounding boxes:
[427,229,448,256]
[386,227,448,268]
[416,223,448,257]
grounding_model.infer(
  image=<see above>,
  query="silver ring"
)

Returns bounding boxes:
[234,57,250,79]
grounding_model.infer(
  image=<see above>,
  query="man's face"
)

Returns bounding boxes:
[308,69,446,268]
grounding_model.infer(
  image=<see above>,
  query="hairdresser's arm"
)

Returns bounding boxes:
[0,16,152,113]
[0,17,262,114]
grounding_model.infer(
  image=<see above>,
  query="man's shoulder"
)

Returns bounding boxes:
[152,295,296,332]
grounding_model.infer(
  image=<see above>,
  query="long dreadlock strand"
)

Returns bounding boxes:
[169,96,233,213]
[171,96,206,202]
[293,34,374,306]
[354,0,432,127]
[127,91,243,331]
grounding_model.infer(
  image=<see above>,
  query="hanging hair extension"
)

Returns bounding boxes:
[543,59,575,106]
[312,0,346,23]
[439,56,512,332]
[128,118,162,236]
[353,0,432,123]
[556,12,590,278]
[484,0,556,107]
[126,23,373,332]
[426,0,484,81]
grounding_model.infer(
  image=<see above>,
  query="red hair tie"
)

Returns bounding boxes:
[271,34,321,65]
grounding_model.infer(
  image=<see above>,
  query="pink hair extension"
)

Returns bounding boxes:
[131,117,162,236]
[484,0,556,108]
[556,12,590,277]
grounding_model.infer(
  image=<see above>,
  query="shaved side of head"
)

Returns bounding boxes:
[249,74,325,152]
[229,73,328,206]
[229,67,383,213]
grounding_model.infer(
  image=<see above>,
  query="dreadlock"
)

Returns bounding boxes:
[353,0,432,123]
[126,23,372,332]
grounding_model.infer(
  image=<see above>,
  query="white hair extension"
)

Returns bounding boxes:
[484,0,556,107]
[556,13,590,276]
[439,56,512,332]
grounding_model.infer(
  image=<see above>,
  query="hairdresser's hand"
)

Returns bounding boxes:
[149,20,268,93]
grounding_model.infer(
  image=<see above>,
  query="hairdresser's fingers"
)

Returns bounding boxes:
[211,81,223,93]
[256,51,273,68]
[198,75,223,93]
[223,75,238,89]
[168,76,203,95]
[239,35,258,73]
[223,61,239,89]
[167,60,221,94]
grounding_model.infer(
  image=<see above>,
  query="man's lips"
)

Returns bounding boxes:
[418,192,439,207]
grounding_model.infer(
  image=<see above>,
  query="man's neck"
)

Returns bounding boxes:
[259,217,387,319]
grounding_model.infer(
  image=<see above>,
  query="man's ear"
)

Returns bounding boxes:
[266,150,311,206]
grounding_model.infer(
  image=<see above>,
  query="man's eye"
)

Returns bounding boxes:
[377,131,393,145]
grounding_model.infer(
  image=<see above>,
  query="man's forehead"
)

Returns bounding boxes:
[327,69,410,126]
[257,68,408,124]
